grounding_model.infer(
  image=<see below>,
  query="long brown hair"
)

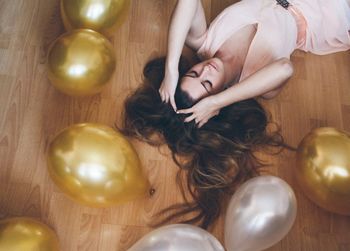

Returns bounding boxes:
[122,56,288,229]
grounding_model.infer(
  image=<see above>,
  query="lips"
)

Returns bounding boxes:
[209,62,218,71]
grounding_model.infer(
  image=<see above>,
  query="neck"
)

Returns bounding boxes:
[216,51,243,85]
[212,24,258,85]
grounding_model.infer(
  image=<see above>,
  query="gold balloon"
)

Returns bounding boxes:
[61,0,130,35]
[296,127,350,215]
[47,123,149,207]
[0,217,60,251]
[47,29,116,96]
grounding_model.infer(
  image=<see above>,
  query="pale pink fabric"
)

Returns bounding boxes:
[197,0,350,81]
[292,0,350,54]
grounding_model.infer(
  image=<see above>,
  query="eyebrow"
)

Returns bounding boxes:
[184,72,210,94]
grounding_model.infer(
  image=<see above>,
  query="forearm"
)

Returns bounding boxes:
[185,1,207,49]
[165,0,204,72]
[214,58,294,108]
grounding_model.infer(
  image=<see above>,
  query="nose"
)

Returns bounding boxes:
[199,65,209,78]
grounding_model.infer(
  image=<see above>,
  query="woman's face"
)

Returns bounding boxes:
[180,58,226,101]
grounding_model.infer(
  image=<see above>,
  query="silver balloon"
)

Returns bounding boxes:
[128,224,224,251]
[225,176,297,251]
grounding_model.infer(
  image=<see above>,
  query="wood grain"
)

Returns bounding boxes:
[0,0,349,250]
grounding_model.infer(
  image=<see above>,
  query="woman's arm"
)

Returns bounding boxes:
[185,1,207,49]
[213,58,293,108]
[177,58,294,127]
[165,0,207,72]
[159,0,207,111]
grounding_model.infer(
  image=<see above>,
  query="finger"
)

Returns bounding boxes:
[159,90,165,102]
[198,119,207,128]
[177,108,193,114]
[170,97,177,111]
[164,94,169,103]
[184,114,196,123]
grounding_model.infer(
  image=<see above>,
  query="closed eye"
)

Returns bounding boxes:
[185,70,199,78]
[184,70,212,94]
[200,82,210,93]
[203,80,213,89]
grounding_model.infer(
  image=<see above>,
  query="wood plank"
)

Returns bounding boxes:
[0,0,349,250]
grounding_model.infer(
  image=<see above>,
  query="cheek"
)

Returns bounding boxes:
[213,73,225,90]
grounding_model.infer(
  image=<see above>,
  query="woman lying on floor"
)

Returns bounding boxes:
[122,0,350,228]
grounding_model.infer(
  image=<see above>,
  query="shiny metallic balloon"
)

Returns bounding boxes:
[47,123,149,207]
[127,224,224,251]
[225,176,297,251]
[0,217,60,251]
[296,127,350,215]
[61,0,130,35]
[47,29,116,96]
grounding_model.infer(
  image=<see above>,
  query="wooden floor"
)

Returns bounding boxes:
[1,0,350,250]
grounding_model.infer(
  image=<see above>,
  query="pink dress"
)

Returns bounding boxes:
[197,0,350,81]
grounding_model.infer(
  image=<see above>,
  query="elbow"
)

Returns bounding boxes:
[278,58,294,79]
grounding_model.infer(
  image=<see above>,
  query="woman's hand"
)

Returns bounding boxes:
[159,70,179,111]
[177,96,221,128]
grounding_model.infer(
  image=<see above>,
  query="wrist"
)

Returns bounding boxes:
[165,65,178,77]
[165,58,180,73]
[210,94,223,110]
[164,66,179,80]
